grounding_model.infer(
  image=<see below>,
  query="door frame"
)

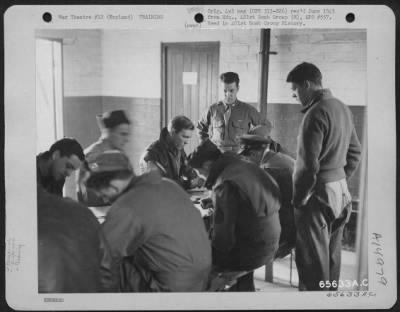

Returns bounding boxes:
[35,37,65,152]
[160,41,220,129]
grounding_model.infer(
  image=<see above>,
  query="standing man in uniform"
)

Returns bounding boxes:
[37,138,84,196]
[286,62,362,291]
[77,110,131,206]
[197,72,265,153]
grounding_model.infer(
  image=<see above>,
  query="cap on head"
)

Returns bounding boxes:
[96,110,130,130]
[239,124,272,145]
[89,150,133,174]
[238,124,273,155]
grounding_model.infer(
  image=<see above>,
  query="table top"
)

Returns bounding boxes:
[188,188,213,218]
[87,188,213,223]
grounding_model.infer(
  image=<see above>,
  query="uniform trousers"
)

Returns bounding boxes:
[294,179,352,291]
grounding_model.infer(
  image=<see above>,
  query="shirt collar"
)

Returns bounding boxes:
[300,89,332,113]
[222,99,239,110]
[159,127,179,154]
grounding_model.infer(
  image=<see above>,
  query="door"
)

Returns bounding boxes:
[162,42,220,154]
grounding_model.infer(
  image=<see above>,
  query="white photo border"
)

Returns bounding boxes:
[4,4,397,310]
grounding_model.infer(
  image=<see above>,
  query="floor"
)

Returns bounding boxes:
[253,250,357,292]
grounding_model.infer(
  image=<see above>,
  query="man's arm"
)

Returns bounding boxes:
[211,182,239,256]
[180,152,205,189]
[248,104,266,127]
[101,205,148,290]
[140,148,167,176]
[344,126,362,178]
[197,107,212,143]
[292,113,325,208]
[97,223,118,292]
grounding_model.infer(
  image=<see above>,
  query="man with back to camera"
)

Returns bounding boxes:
[139,115,203,190]
[37,137,84,196]
[238,125,296,257]
[37,187,114,293]
[85,151,212,292]
[286,62,361,291]
[197,72,265,153]
[188,140,281,291]
[77,109,131,206]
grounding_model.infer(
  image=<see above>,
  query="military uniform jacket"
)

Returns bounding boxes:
[197,100,264,151]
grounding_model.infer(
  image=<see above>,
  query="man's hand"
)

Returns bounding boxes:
[190,176,206,189]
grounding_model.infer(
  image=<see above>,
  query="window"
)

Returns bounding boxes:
[36,38,63,153]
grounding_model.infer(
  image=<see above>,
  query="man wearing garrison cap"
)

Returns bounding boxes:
[77,110,132,206]
[197,72,266,152]
[188,140,281,291]
[238,125,296,258]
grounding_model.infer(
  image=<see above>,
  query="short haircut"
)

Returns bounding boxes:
[220,72,240,86]
[188,139,222,169]
[286,62,322,86]
[86,171,131,190]
[169,115,195,133]
[97,110,130,130]
[49,138,84,161]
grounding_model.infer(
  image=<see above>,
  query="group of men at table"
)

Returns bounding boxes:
[36,63,362,293]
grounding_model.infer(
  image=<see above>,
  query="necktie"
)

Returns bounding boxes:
[223,104,231,130]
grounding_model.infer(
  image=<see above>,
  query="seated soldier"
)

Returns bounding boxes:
[86,151,211,292]
[77,109,131,206]
[238,125,296,257]
[139,115,203,190]
[188,140,281,291]
[37,138,84,196]
[37,187,113,293]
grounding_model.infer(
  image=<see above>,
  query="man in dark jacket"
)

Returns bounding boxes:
[238,125,296,258]
[286,62,362,291]
[38,187,113,293]
[37,138,84,196]
[86,151,211,292]
[140,115,203,189]
[197,72,266,152]
[189,140,281,291]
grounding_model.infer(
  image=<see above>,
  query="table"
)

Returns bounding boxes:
[187,187,213,218]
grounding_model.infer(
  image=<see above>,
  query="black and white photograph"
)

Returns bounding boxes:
[4,5,396,310]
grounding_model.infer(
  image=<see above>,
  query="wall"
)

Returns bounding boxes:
[267,29,367,106]
[37,28,366,202]
[99,28,261,174]
[100,29,261,101]
[41,29,260,197]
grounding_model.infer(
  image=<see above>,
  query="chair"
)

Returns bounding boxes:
[265,239,296,286]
